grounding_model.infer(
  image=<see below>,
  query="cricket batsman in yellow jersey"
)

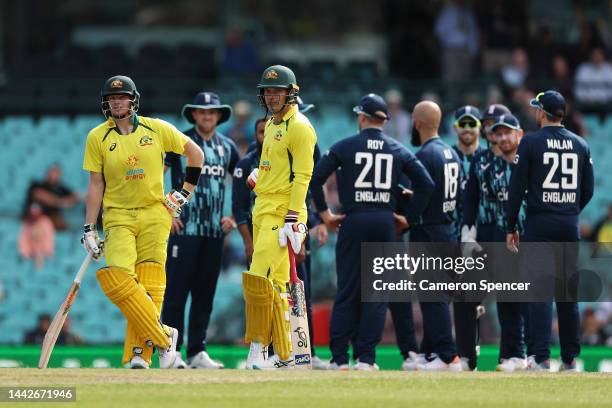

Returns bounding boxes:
[243,65,317,369]
[81,75,204,369]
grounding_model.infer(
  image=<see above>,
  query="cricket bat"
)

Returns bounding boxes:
[287,246,312,369]
[38,253,92,369]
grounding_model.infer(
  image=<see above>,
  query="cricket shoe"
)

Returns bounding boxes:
[353,360,380,371]
[158,327,179,369]
[526,355,550,372]
[245,342,268,370]
[311,356,330,370]
[189,351,224,369]
[558,360,577,372]
[327,362,350,371]
[401,351,427,371]
[173,355,187,369]
[417,355,462,372]
[252,354,293,370]
[129,356,149,369]
[496,357,527,372]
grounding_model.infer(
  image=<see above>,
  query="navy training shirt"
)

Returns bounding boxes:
[462,148,502,227]
[310,128,434,222]
[415,137,463,225]
[166,129,240,238]
[506,125,594,233]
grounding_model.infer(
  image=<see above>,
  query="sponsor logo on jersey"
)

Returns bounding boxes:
[260,160,271,171]
[126,155,139,167]
[139,135,153,147]
[109,142,117,151]
[233,168,243,178]
[513,154,520,164]
[125,155,145,180]
[201,164,225,177]
[274,130,283,141]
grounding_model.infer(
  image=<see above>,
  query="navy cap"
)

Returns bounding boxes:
[182,92,233,124]
[482,104,511,121]
[529,90,566,118]
[454,105,481,122]
[353,93,389,120]
[491,113,521,131]
[296,96,315,113]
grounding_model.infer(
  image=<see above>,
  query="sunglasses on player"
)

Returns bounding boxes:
[455,120,480,129]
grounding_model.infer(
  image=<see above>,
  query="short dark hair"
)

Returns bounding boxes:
[254,118,267,132]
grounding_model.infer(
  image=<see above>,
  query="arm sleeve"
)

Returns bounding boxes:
[288,122,317,212]
[580,146,595,210]
[83,131,103,173]
[157,119,190,154]
[232,158,252,227]
[310,148,341,213]
[402,150,435,224]
[462,157,480,227]
[228,139,241,174]
[506,140,530,233]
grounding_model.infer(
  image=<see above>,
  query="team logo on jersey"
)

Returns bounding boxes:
[110,79,123,88]
[265,70,279,79]
[274,130,283,141]
[139,135,153,147]
[260,160,271,171]
[109,142,117,151]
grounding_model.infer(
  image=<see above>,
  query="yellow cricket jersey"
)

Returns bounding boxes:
[83,115,190,209]
[254,105,317,216]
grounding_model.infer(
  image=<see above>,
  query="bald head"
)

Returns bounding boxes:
[413,101,442,131]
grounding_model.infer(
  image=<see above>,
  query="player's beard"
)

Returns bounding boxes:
[411,125,421,147]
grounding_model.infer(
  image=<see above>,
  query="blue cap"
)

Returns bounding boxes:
[491,113,521,131]
[296,96,315,113]
[182,92,233,124]
[529,90,566,118]
[482,104,511,121]
[454,105,481,122]
[353,93,389,120]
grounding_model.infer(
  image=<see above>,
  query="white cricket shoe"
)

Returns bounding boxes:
[402,352,427,371]
[245,342,267,370]
[417,356,462,372]
[129,356,149,369]
[327,362,350,371]
[526,355,550,372]
[189,351,224,369]
[353,361,380,371]
[172,355,187,369]
[158,327,179,369]
[252,354,293,370]
[496,357,527,372]
[311,356,330,370]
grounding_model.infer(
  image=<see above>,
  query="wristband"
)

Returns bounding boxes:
[185,166,202,186]
[285,214,298,223]
[84,223,96,233]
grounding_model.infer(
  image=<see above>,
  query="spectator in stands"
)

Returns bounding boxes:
[59,318,84,345]
[18,203,55,270]
[222,27,258,76]
[581,303,612,346]
[383,89,411,146]
[225,100,254,154]
[550,55,574,99]
[23,164,80,231]
[528,26,558,78]
[574,47,612,118]
[501,48,530,92]
[434,0,480,83]
[24,314,51,344]
[510,87,537,132]
[563,97,588,137]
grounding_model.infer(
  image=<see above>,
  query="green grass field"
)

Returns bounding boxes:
[1,369,611,408]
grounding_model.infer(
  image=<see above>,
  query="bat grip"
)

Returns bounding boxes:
[288,245,299,283]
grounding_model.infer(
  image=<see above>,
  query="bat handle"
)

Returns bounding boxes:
[288,245,298,283]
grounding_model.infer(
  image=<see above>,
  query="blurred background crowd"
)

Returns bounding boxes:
[0,0,611,350]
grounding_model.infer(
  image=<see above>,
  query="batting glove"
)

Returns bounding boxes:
[278,214,307,253]
[163,188,192,218]
[460,225,483,258]
[81,223,103,261]
[247,168,258,190]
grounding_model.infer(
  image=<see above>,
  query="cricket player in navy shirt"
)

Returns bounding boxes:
[407,101,463,371]
[506,90,594,371]
[163,92,240,368]
[311,94,434,370]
